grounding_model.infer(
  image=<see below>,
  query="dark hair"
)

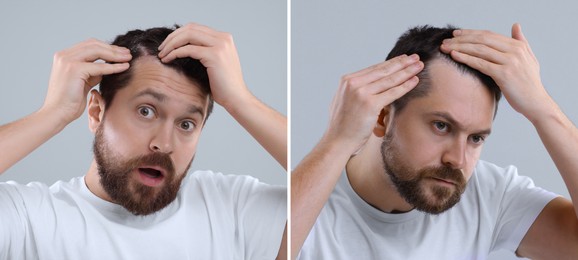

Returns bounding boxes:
[99,25,214,121]
[386,25,501,115]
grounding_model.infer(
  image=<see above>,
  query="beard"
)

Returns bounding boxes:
[380,127,466,214]
[93,124,192,216]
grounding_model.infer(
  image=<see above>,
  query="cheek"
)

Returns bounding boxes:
[395,126,441,166]
[173,135,201,172]
[102,114,149,156]
[464,148,482,180]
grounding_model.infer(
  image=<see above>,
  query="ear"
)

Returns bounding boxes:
[373,105,393,137]
[88,90,106,133]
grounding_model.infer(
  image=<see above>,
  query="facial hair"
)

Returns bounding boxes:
[93,123,193,216]
[380,126,466,214]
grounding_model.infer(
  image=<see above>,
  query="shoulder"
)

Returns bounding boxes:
[0,180,54,203]
[472,160,524,189]
[185,170,266,188]
[182,170,286,198]
[473,160,542,193]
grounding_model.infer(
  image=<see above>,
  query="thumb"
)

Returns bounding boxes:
[511,23,527,42]
[511,23,538,61]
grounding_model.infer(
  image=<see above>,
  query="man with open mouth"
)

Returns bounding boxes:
[0,23,287,259]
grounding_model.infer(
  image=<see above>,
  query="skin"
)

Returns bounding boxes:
[292,23,578,259]
[291,54,424,257]
[441,23,578,259]
[0,23,287,258]
[85,56,208,203]
[348,58,495,215]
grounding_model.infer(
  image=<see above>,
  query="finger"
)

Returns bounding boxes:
[68,40,132,63]
[366,61,423,94]
[450,29,515,53]
[158,23,217,50]
[374,76,420,107]
[353,55,421,86]
[440,41,508,65]
[160,45,209,64]
[344,54,420,86]
[449,50,500,77]
[511,23,538,61]
[86,62,130,77]
[158,29,219,58]
[346,55,404,78]
[511,23,526,42]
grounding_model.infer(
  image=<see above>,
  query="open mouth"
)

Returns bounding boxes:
[137,167,166,187]
[140,168,162,178]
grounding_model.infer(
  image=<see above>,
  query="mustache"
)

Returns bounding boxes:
[125,152,176,175]
[419,165,465,185]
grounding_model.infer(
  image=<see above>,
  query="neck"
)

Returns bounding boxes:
[85,160,113,202]
[346,135,414,213]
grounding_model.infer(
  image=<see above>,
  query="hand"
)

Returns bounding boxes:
[440,23,551,121]
[324,54,423,154]
[158,23,248,110]
[43,39,131,125]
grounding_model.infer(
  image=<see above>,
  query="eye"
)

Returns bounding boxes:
[138,106,156,119]
[433,121,449,133]
[470,135,485,144]
[179,120,196,131]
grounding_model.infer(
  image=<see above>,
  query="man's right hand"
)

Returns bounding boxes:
[0,40,131,174]
[323,54,424,155]
[291,54,423,258]
[42,39,131,125]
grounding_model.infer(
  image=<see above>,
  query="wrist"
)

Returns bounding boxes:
[524,97,560,126]
[319,131,365,159]
[37,105,74,133]
[219,88,256,115]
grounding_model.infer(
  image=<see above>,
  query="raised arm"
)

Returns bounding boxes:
[0,40,131,174]
[158,23,287,169]
[441,23,578,259]
[291,54,424,258]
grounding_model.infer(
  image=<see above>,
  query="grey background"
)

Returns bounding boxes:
[292,0,577,259]
[0,0,287,186]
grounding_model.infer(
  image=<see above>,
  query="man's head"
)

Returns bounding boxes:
[88,26,213,215]
[378,25,500,214]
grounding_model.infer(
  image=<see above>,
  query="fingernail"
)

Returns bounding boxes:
[409,54,419,61]
[453,30,462,36]
[442,39,450,44]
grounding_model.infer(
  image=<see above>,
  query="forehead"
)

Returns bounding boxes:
[112,56,209,112]
[400,59,495,129]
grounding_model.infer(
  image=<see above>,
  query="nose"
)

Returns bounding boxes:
[442,138,467,170]
[149,123,174,154]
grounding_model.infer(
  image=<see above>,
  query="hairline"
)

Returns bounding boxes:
[393,55,500,119]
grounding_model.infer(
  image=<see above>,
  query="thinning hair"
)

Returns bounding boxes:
[99,25,214,120]
[387,25,501,115]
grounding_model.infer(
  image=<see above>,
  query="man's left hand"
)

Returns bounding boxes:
[158,23,249,110]
[440,23,553,122]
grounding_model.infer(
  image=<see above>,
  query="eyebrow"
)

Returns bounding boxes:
[428,111,492,136]
[132,89,206,118]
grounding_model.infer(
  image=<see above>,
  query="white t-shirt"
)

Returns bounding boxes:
[0,170,286,260]
[299,160,557,260]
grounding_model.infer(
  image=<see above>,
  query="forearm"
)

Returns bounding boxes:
[0,108,67,174]
[224,92,287,169]
[290,136,355,258]
[530,99,578,218]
